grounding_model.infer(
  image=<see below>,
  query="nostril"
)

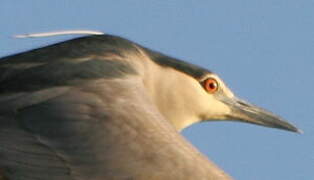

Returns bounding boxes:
[237,100,251,107]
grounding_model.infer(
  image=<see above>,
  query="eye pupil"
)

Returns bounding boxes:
[209,82,216,89]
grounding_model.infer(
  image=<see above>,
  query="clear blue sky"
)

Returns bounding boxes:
[1,1,313,179]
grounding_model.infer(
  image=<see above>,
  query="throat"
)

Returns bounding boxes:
[166,114,200,131]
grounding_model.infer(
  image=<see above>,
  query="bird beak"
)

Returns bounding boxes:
[220,96,302,133]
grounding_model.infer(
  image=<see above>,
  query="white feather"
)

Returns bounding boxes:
[14,30,104,38]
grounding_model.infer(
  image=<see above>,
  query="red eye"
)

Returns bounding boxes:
[203,78,219,93]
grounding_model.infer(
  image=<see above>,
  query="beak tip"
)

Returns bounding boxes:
[278,123,302,134]
[285,125,303,134]
[295,128,304,134]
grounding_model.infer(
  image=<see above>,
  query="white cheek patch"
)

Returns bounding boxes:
[202,96,231,120]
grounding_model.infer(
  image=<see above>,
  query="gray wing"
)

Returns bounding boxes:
[0,78,230,180]
[0,36,230,180]
[0,87,74,180]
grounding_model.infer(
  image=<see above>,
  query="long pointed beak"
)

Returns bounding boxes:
[221,97,302,133]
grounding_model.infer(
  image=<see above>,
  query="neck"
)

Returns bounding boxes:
[142,60,201,131]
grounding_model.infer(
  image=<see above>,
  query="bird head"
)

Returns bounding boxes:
[143,49,301,133]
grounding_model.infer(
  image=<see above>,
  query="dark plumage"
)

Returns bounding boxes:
[0,35,228,180]
[0,35,210,93]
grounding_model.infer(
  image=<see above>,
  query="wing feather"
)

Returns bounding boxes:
[0,35,231,180]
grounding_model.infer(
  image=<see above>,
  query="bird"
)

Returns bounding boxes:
[0,32,301,180]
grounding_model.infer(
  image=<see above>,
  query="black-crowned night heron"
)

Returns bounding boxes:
[0,32,300,180]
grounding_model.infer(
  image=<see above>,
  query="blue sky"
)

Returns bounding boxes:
[1,1,313,179]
